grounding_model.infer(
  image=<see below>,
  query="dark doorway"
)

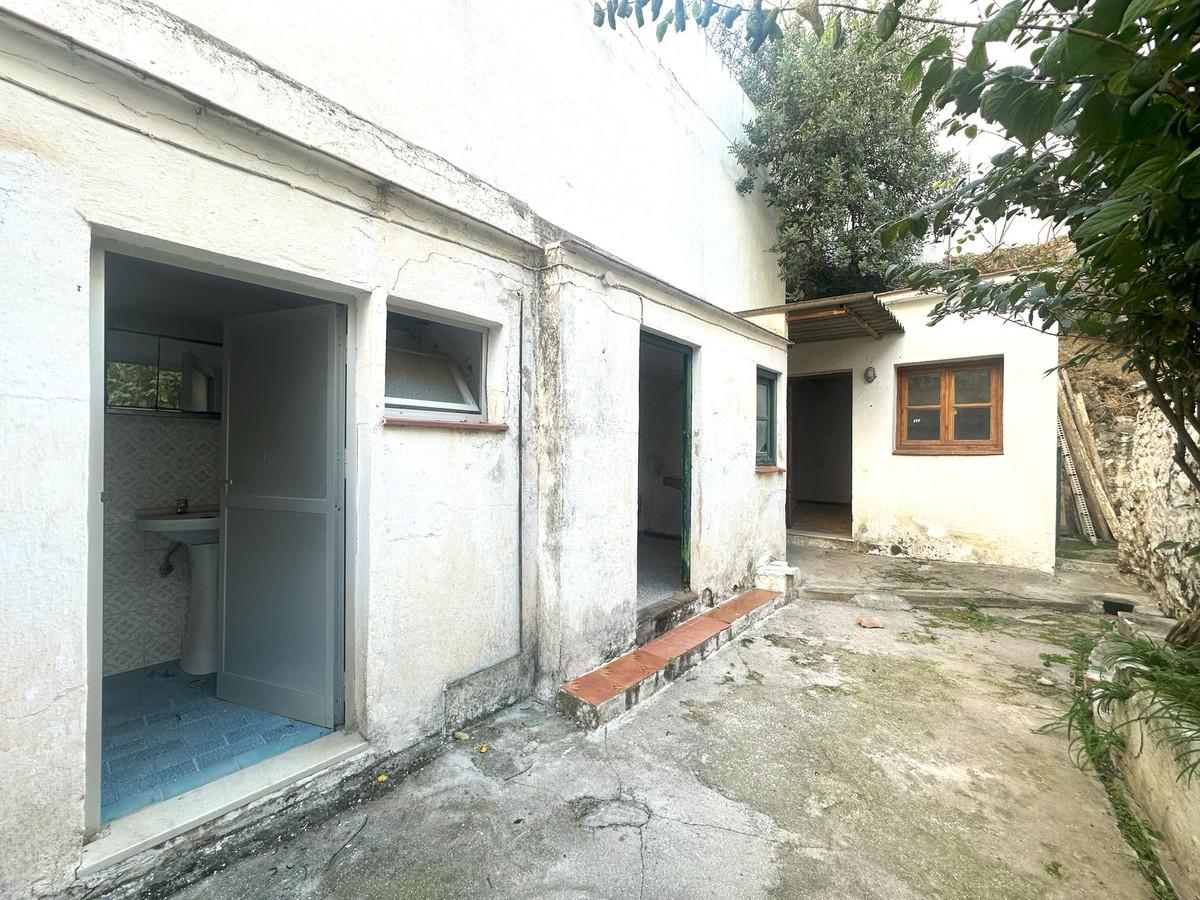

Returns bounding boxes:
[788,372,852,536]
[637,333,691,609]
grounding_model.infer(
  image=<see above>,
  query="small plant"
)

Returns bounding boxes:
[1040,652,1072,669]
[1041,631,1180,899]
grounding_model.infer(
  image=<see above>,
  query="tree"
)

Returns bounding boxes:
[880,0,1200,504]
[727,15,960,299]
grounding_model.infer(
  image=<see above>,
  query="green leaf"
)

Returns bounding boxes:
[966,43,988,74]
[973,0,1022,44]
[1115,156,1174,196]
[651,0,663,18]
[635,0,646,25]
[822,14,844,49]
[676,0,688,30]
[880,218,911,248]
[656,10,673,39]
[607,0,618,28]
[900,58,924,93]
[594,3,606,26]
[1156,540,1182,550]
[618,0,633,17]
[723,4,744,27]
[875,3,901,40]
[1073,199,1143,244]
[1120,0,1174,31]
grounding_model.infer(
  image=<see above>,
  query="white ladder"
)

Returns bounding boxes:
[1058,417,1096,543]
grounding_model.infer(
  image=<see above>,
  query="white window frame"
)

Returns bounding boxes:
[383,313,487,422]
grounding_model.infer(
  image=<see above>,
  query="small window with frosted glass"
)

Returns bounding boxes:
[895,358,1002,455]
[384,311,485,421]
[756,370,777,466]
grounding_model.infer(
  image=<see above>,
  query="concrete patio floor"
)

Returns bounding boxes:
[788,543,1154,612]
[162,599,1155,899]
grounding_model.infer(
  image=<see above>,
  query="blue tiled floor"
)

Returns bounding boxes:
[102,661,330,822]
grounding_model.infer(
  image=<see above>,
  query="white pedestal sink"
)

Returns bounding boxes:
[137,511,220,675]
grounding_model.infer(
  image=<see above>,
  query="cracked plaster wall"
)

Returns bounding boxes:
[535,261,787,694]
[0,12,786,894]
[788,294,1058,572]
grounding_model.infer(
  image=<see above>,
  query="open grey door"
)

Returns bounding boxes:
[219,303,344,728]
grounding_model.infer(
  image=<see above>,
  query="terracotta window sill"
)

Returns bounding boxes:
[382,416,509,432]
[755,465,785,474]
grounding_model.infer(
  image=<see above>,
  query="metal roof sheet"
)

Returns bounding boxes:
[739,292,905,344]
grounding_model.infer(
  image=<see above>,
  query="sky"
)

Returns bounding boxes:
[920,0,1064,259]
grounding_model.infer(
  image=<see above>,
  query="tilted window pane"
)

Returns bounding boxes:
[955,368,991,404]
[954,406,991,441]
[756,417,770,455]
[906,408,940,441]
[386,350,471,405]
[907,372,940,406]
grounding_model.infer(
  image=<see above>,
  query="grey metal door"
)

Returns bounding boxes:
[219,303,344,728]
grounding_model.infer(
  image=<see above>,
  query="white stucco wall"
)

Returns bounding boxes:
[788,294,1058,571]
[536,248,787,691]
[4,0,781,315]
[0,10,785,894]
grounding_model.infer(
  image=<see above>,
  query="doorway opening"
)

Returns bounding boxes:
[637,333,692,611]
[788,372,852,537]
[98,253,346,823]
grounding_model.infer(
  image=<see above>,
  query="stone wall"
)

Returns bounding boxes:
[1058,337,1139,513]
[1118,391,1200,617]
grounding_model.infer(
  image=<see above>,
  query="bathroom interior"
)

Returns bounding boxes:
[100,253,341,823]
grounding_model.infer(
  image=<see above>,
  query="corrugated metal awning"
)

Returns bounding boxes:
[738,292,904,343]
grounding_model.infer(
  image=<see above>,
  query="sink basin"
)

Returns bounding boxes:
[136,511,220,545]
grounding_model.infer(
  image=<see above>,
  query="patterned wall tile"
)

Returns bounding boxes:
[103,413,220,675]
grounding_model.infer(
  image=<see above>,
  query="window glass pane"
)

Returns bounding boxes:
[906,408,940,441]
[954,406,991,441]
[756,380,770,418]
[907,372,940,406]
[955,368,991,404]
[386,350,470,405]
[756,417,769,455]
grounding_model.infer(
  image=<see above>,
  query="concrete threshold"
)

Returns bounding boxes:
[558,589,786,729]
[79,731,368,878]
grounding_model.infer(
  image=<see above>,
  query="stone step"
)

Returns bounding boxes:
[636,591,705,646]
[557,589,786,729]
[786,529,860,553]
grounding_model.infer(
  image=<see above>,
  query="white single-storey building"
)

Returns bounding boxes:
[0,2,1057,896]
[743,287,1059,573]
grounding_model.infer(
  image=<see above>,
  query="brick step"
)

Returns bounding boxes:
[557,589,786,729]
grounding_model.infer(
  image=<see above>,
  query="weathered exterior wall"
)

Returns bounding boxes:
[787,294,1059,571]
[102,413,221,674]
[0,7,784,896]
[1118,391,1200,617]
[535,250,787,693]
[5,0,779,315]
[1114,694,1200,898]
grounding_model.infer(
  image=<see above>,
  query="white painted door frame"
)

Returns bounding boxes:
[85,234,364,836]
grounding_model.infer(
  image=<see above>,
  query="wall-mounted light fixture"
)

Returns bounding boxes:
[863,366,877,383]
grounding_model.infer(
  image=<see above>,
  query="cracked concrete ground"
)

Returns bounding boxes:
[166,601,1153,899]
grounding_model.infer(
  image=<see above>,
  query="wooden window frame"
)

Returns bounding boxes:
[894,357,1003,455]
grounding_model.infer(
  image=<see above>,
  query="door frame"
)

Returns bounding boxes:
[85,234,361,835]
[787,370,854,531]
[639,331,693,591]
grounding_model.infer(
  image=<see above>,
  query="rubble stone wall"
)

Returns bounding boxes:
[1118,391,1200,617]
